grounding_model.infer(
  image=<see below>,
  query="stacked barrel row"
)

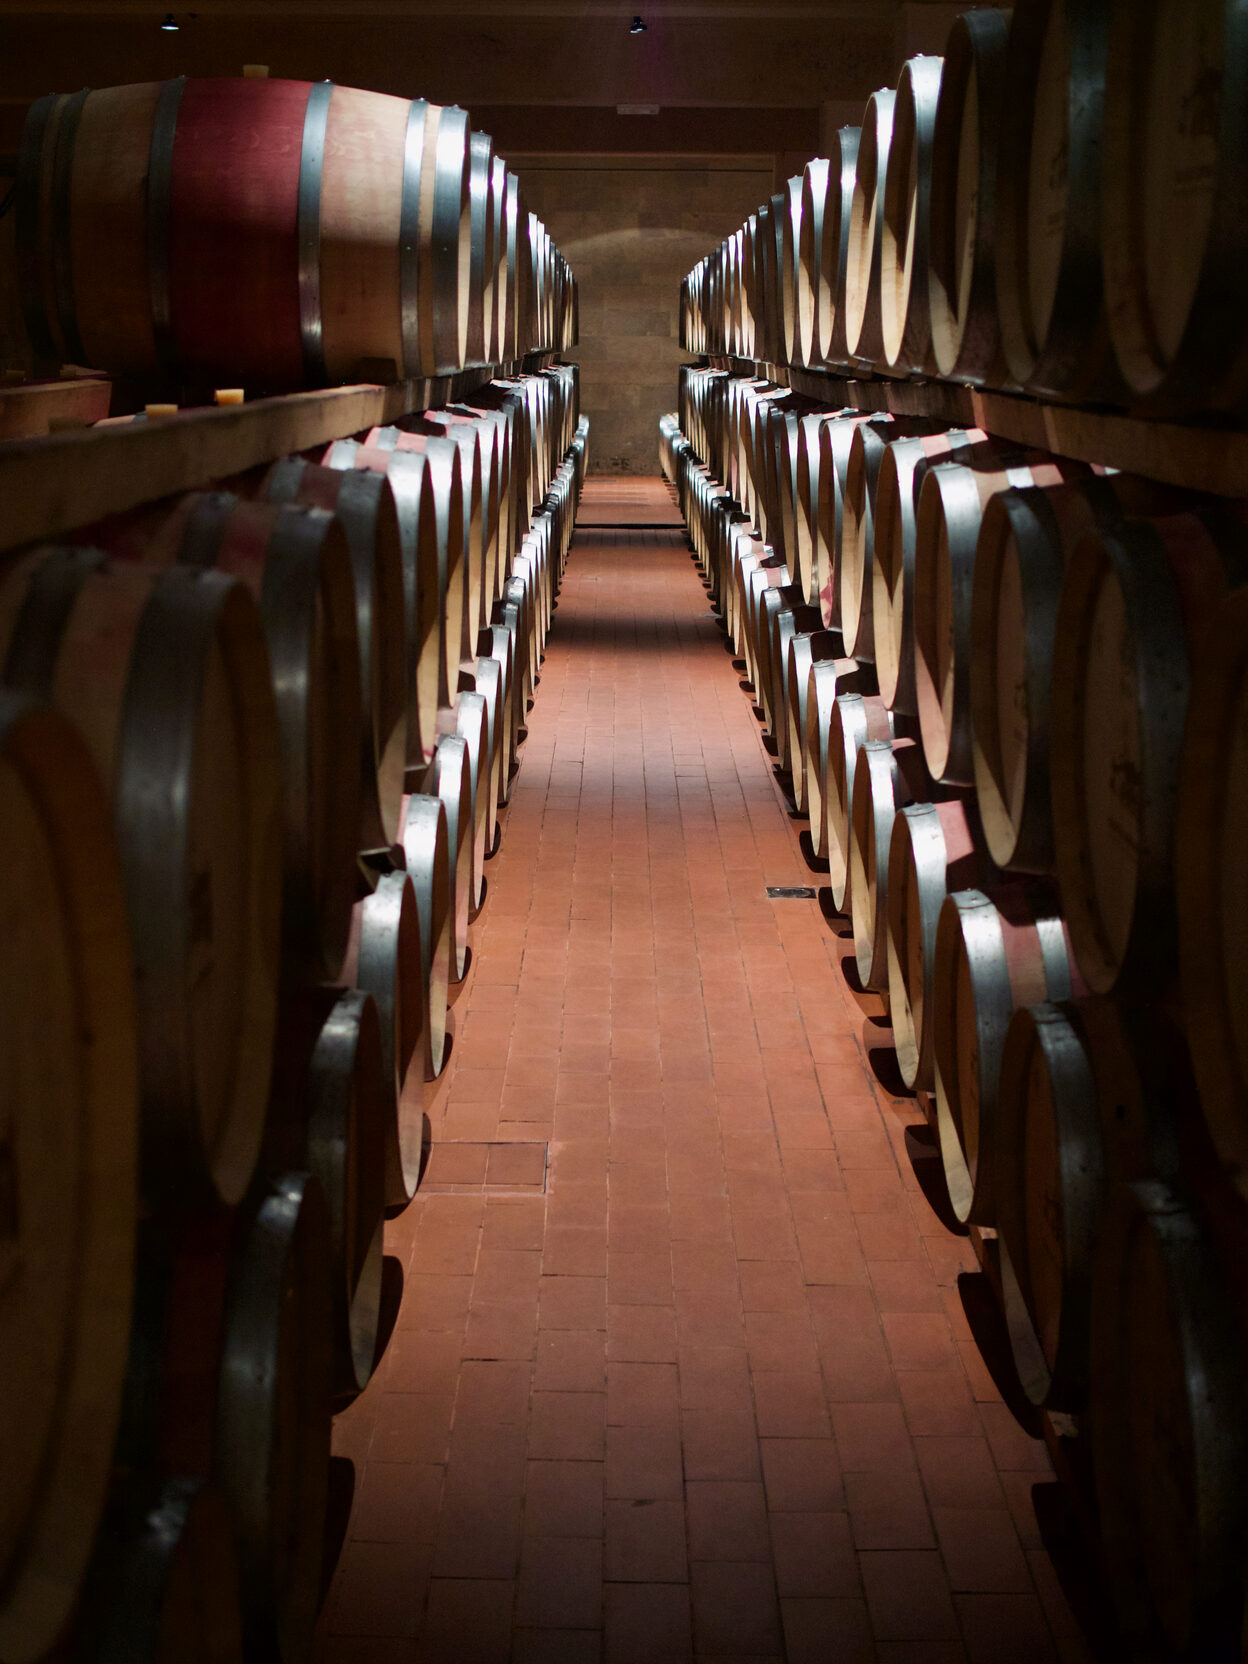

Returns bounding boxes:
[14,74,577,392]
[0,367,589,1664]
[681,0,1248,420]
[662,362,1248,1661]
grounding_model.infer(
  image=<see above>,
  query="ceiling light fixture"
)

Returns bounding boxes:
[630,15,647,33]
[160,12,179,28]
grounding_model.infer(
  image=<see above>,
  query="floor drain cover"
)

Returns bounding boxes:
[766,885,817,900]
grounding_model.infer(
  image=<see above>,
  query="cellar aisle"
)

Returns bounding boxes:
[318,477,1088,1664]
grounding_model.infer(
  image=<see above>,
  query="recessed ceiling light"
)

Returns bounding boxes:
[160,12,179,29]
[630,15,647,34]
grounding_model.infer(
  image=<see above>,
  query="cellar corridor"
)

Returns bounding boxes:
[318,476,1084,1664]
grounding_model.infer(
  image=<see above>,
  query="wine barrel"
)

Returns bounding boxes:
[472,647,509,838]
[932,881,1079,1225]
[796,158,830,368]
[162,491,362,981]
[0,549,281,1207]
[401,793,452,1080]
[827,691,894,914]
[368,426,468,713]
[215,1171,332,1664]
[815,411,886,630]
[786,630,843,814]
[804,656,862,861]
[994,0,1118,401]
[814,128,861,368]
[455,688,491,913]
[0,694,138,1664]
[843,89,897,368]
[793,411,831,607]
[1090,1182,1248,1660]
[1051,505,1248,994]
[913,449,1085,787]
[323,437,442,772]
[304,988,385,1399]
[1176,585,1248,1198]
[880,55,945,376]
[927,8,1012,385]
[870,427,982,712]
[968,474,1191,873]
[849,735,926,993]
[885,796,982,1093]
[778,173,804,367]
[1101,1,1248,415]
[75,1477,243,1664]
[341,871,424,1208]
[263,458,407,856]
[421,410,487,676]
[16,79,480,387]
[995,1000,1105,1413]
[433,733,474,982]
[466,128,496,368]
[840,419,894,659]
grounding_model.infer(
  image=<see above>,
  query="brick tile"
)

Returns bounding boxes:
[529,1392,606,1461]
[738,1259,809,1312]
[399,1274,473,1332]
[348,1461,443,1545]
[326,1539,431,1637]
[860,1551,960,1641]
[523,1460,605,1538]
[832,1402,917,1472]
[606,1361,680,1427]
[770,1510,859,1597]
[605,1496,688,1581]
[977,1401,1053,1474]
[422,1578,515,1662]
[369,1392,455,1465]
[455,1360,532,1427]
[607,1250,674,1305]
[544,1226,609,1276]
[744,1309,818,1372]
[515,1535,604,1628]
[932,1508,1034,1593]
[677,1344,754,1412]
[606,1304,677,1363]
[954,1592,1059,1663]
[534,1329,607,1393]
[511,1630,603,1664]
[380,1328,462,1396]
[760,1438,845,1512]
[751,1370,831,1438]
[882,1311,959,1371]
[691,1560,783,1655]
[463,1299,538,1361]
[681,1408,762,1481]
[431,1491,523,1579]
[482,1196,547,1252]
[604,1582,692,1663]
[685,1479,770,1562]
[915,1437,1006,1510]
[606,1423,684,1500]
[845,1467,936,1551]
[539,1275,608,1331]
[780,1597,874,1664]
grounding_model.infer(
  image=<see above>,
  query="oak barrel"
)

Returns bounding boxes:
[843,90,896,368]
[0,695,139,1664]
[0,549,281,1208]
[16,79,481,387]
[879,55,945,376]
[927,9,1012,385]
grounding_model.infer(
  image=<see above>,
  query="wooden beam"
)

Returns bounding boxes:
[0,368,500,553]
[0,377,112,440]
[750,360,1248,500]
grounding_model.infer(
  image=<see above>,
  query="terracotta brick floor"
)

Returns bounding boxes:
[318,478,1092,1664]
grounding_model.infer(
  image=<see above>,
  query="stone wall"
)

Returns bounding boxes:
[518,156,774,476]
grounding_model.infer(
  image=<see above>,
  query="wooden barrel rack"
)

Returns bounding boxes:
[0,69,588,1662]
[662,12,1248,1644]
